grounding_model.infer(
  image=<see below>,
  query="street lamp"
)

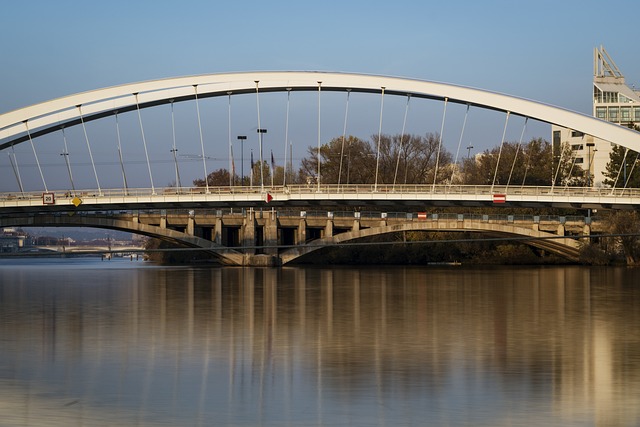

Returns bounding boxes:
[257,128,267,190]
[237,135,247,185]
[586,142,595,187]
[466,144,474,159]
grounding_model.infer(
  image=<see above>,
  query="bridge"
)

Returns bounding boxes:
[0,209,595,265]
[1,71,639,264]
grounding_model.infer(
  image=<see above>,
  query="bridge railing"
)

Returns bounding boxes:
[1,183,639,205]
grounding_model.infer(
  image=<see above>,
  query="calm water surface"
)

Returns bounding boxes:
[0,258,639,426]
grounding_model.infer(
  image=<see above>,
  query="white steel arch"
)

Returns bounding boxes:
[2,71,640,151]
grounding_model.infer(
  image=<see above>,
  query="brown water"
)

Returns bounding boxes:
[0,259,639,426]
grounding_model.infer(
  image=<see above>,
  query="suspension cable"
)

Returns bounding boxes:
[8,145,24,193]
[169,102,181,190]
[432,97,448,191]
[564,152,578,189]
[228,92,233,187]
[134,93,155,194]
[338,89,351,187]
[506,117,528,190]
[77,105,101,195]
[449,103,469,186]
[491,111,510,192]
[393,94,411,190]
[255,81,265,191]
[610,147,630,194]
[374,87,385,191]
[23,121,48,192]
[622,151,640,195]
[521,147,532,188]
[317,81,322,192]
[283,89,291,187]
[193,85,209,193]
[551,139,569,192]
[114,112,129,194]
[60,126,75,193]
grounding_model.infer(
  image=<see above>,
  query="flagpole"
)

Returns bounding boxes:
[270,150,275,188]
[250,149,254,189]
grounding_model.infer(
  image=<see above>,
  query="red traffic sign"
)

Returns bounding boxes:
[493,194,506,203]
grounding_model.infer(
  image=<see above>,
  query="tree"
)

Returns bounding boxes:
[387,133,452,185]
[606,211,640,264]
[298,133,453,186]
[300,135,375,185]
[553,141,589,187]
[193,168,233,187]
[460,138,584,186]
[603,144,640,188]
[603,123,640,188]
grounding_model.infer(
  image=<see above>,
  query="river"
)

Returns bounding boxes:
[0,258,639,426]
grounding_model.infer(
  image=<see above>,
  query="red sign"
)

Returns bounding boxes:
[265,193,273,203]
[417,212,427,220]
[493,194,506,203]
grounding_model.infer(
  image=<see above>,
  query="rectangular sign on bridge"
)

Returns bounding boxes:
[42,193,55,204]
[493,194,506,204]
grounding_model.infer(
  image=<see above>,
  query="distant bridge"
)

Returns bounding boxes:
[0,209,596,265]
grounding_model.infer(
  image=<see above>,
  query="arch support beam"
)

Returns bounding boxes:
[2,71,640,153]
[280,220,581,264]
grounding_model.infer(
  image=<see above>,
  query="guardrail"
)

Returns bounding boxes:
[1,183,640,202]
[0,184,637,214]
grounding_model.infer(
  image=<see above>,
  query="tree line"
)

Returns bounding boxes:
[192,133,605,188]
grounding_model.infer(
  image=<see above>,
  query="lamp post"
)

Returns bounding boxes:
[257,128,267,190]
[586,142,595,187]
[466,144,474,159]
[237,135,247,185]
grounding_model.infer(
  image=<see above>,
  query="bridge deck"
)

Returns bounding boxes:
[1,184,639,213]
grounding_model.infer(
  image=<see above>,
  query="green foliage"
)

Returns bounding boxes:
[460,138,585,186]
[193,168,232,187]
[603,144,640,188]
[603,124,640,188]
[193,162,295,188]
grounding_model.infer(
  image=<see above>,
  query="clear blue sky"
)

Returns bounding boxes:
[2,0,638,113]
[1,0,639,191]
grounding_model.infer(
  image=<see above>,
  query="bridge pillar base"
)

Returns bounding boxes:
[325,219,333,238]
[186,217,195,236]
[297,219,307,244]
[214,217,223,245]
[242,212,256,255]
[264,213,278,256]
[243,254,281,267]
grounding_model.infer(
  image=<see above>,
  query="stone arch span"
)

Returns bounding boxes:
[280,220,581,263]
[0,214,244,265]
[2,71,640,152]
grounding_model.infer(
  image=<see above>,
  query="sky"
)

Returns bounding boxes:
[1,0,639,191]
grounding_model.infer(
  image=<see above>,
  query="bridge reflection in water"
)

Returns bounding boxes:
[0,262,639,425]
